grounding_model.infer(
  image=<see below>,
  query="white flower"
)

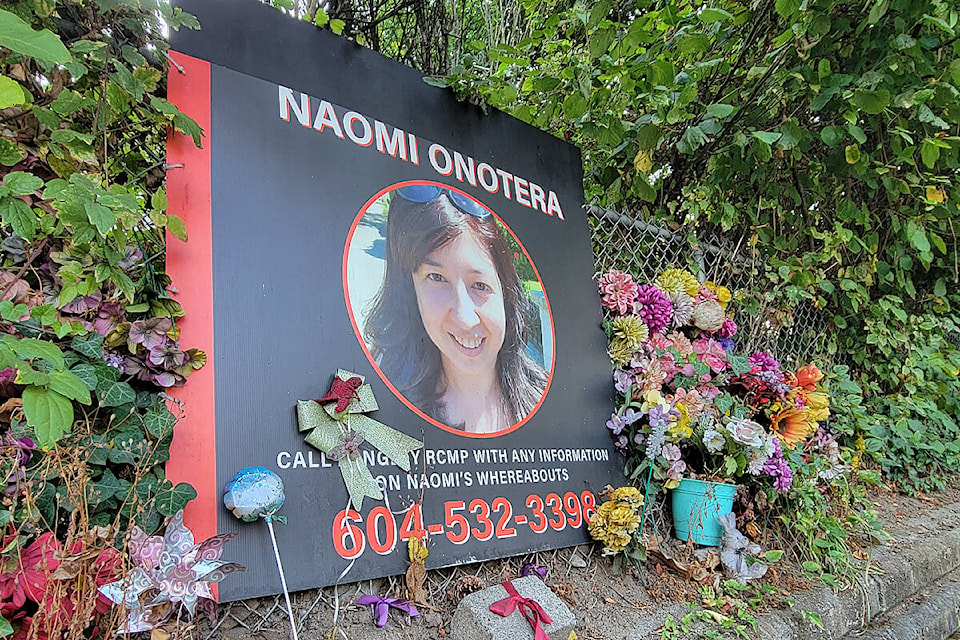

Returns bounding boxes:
[725,418,765,449]
[703,429,726,454]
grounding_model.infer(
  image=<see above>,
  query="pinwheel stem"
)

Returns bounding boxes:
[266,518,299,640]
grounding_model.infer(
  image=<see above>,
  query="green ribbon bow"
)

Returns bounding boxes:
[297,370,422,510]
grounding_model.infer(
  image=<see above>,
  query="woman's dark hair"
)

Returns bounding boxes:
[363,187,548,429]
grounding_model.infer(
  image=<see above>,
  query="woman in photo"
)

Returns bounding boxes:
[363,183,548,434]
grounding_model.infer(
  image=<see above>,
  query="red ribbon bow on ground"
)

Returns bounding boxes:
[316,375,362,412]
[489,581,552,640]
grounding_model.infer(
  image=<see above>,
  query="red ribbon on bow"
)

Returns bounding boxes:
[489,581,552,640]
[316,375,363,412]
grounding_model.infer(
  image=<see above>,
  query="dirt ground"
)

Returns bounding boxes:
[199,480,960,640]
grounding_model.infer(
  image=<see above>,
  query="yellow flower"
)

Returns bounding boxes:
[588,487,645,554]
[805,390,830,423]
[611,486,643,505]
[657,269,700,298]
[668,402,692,439]
[608,339,634,368]
[715,286,732,309]
[641,390,663,413]
[612,315,649,351]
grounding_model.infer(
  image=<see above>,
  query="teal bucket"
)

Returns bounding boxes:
[671,478,737,546]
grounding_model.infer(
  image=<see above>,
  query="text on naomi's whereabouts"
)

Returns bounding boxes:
[273,446,610,559]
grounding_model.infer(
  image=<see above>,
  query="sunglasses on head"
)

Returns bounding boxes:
[394,184,491,219]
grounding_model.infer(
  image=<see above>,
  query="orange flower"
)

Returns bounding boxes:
[795,364,824,390]
[770,407,815,448]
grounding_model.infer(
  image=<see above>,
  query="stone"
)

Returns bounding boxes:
[568,552,587,569]
[451,575,576,640]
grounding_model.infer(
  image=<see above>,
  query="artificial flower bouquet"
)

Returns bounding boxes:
[599,268,839,500]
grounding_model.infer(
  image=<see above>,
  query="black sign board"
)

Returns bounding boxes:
[166,0,620,601]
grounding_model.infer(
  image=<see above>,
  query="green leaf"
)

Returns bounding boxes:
[329,18,345,35]
[846,124,866,144]
[820,126,843,147]
[762,550,784,562]
[751,131,781,145]
[853,89,890,114]
[0,76,26,109]
[834,314,847,328]
[22,386,73,450]
[313,7,329,26]
[0,138,24,166]
[634,174,656,203]
[845,144,861,164]
[97,380,136,407]
[934,278,947,298]
[0,301,27,321]
[0,9,71,63]
[706,103,734,118]
[562,92,588,119]
[70,364,98,391]
[920,139,940,169]
[0,196,37,240]
[907,221,930,253]
[166,214,188,241]
[677,125,708,154]
[0,613,12,637]
[14,337,64,368]
[801,560,822,573]
[48,370,91,404]
[421,76,447,88]
[699,8,733,22]
[3,171,42,196]
[85,201,116,235]
[70,333,103,359]
[774,0,801,17]
[154,482,197,516]
[144,403,177,439]
[728,355,752,375]
[919,104,949,129]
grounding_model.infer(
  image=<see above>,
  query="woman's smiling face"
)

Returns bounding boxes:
[412,231,507,382]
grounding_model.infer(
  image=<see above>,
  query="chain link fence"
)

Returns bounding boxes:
[587,205,838,370]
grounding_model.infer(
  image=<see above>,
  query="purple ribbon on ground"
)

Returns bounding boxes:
[355,595,420,628]
[521,563,549,579]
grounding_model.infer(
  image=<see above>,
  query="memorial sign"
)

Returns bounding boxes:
[166,0,620,600]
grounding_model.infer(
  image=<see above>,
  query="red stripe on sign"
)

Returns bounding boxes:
[165,53,217,544]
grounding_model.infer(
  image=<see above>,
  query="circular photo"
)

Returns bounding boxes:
[343,181,554,438]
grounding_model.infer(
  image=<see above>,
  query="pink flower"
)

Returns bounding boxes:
[692,337,728,373]
[598,270,639,315]
[696,285,718,304]
[717,317,738,339]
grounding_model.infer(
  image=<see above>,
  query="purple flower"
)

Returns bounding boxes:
[128,317,173,350]
[661,443,682,461]
[648,403,679,430]
[718,337,736,353]
[104,352,124,369]
[93,301,126,336]
[148,343,188,369]
[60,290,102,314]
[622,408,641,425]
[635,285,673,334]
[613,369,633,394]
[762,439,793,493]
[748,350,780,373]
[606,413,626,436]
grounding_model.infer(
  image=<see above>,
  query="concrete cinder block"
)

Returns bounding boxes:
[450,576,576,640]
